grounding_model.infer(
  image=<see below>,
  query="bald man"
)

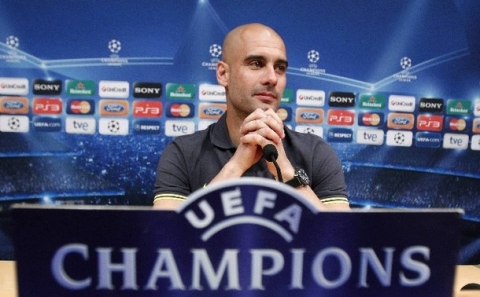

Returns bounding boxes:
[153,23,349,210]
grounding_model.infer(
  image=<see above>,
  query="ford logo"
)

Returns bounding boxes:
[300,112,320,120]
[3,101,24,109]
[204,108,224,115]
[104,104,124,112]
[392,117,410,125]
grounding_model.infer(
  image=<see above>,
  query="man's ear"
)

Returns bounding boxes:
[216,61,229,87]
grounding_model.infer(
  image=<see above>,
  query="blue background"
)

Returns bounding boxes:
[0,0,480,263]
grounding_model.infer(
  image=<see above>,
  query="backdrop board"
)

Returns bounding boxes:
[12,178,463,297]
[0,0,480,262]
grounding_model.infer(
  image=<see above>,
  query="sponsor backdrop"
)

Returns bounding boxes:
[0,1,479,262]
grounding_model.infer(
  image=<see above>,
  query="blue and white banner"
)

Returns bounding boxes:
[12,179,462,296]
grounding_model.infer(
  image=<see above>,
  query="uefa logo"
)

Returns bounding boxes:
[5,36,19,49]
[108,39,122,54]
[400,56,412,70]
[394,56,417,82]
[307,50,320,64]
[209,44,222,58]
[300,50,325,76]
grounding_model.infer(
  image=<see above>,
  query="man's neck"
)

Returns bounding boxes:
[225,110,247,147]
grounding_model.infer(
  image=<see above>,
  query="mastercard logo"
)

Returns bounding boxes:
[67,99,95,115]
[448,118,467,131]
[169,103,192,117]
[359,113,383,126]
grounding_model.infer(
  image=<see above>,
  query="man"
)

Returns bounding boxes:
[153,23,349,210]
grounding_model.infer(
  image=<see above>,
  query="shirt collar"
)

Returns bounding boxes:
[210,112,235,150]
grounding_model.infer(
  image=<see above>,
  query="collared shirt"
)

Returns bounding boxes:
[154,113,348,205]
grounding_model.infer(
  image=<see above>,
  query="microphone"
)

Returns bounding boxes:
[262,144,283,182]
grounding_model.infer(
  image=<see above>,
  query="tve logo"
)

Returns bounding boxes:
[132,101,162,118]
[416,115,443,132]
[33,98,62,115]
[296,89,325,107]
[165,120,195,136]
[388,95,415,112]
[65,118,96,134]
[443,133,469,150]
[327,109,354,126]
[356,129,384,145]
[99,80,129,98]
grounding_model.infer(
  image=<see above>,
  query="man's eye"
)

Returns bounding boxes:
[275,65,287,73]
[250,61,262,68]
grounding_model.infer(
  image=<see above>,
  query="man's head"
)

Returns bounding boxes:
[217,23,288,118]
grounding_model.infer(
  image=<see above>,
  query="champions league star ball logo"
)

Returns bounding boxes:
[394,56,417,82]
[107,120,121,133]
[307,50,320,63]
[301,49,325,76]
[202,44,222,70]
[5,36,19,49]
[108,39,122,54]
[393,132,405,144]
[400,56,412,70]
[209,44,222,58]
[7,117,20,131]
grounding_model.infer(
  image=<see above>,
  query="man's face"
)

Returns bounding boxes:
[222,29,288,116]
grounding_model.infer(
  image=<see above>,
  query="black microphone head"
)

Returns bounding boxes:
[263,144,278,162]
